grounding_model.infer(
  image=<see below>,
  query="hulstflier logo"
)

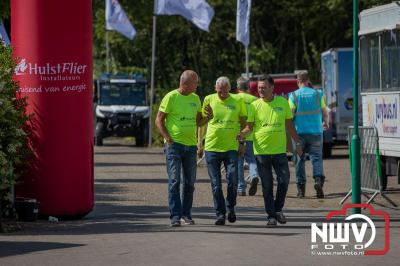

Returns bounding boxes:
[310,204,390,256]
[15,58,89,94]
[15,58,28,75]
[14,58,88,81]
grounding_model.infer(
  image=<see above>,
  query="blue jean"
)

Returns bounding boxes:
[238,141,258,192]
[165,142,197,220]
[296,134,325,185]
[256,153,290,218]
[205,150,238,218]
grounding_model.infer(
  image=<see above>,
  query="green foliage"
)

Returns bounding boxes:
[90,0,395,146]
[93,0,393,95]
[0,43,31,215]
[0,1,394,91]
[0,0,10,20]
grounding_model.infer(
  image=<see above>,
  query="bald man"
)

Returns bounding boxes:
[156,70,208,227]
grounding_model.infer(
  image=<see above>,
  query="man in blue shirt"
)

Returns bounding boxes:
[288,71,329,198]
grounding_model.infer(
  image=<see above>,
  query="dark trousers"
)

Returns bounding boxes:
[165,143,197,220]
[205,150,238,218]
[256,153,290,218]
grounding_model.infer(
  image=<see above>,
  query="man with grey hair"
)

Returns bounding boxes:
[235,77,259,196]
[156,69,208,227]
[288,71,329,198]
[198,76,247,225]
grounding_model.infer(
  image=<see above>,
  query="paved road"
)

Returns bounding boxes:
[1,139,399,266]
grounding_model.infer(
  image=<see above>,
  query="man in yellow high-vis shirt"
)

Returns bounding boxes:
[239,74,302,227]
[156,70,207,227]
[199,76,247,225]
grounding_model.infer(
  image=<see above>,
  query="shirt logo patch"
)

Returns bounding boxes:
[180,117,196,121]
[262,123,269,127]
[215,118,234,124]
[262,122,282,128]
[226,105,236,110]
[189,102,197,107]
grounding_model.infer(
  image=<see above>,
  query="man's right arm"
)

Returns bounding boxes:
[155,111,173,144]
[288,94,296,116]
[320,94,329,131]
[322,107,329,131]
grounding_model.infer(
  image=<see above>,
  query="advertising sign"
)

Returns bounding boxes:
[12,0,94,216]
[365,94,400,137]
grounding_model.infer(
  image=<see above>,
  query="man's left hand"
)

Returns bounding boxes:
[197,146,204,158]
[239,143,245,157]
[296,145,303,157]
[323,121,329,131]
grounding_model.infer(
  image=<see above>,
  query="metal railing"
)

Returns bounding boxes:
[340,126,397,207]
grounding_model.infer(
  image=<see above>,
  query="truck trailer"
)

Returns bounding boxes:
[321,48,354,157]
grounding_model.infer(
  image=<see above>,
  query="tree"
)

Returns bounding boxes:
[0,0,10,20]
[92,0,392,96]
[0,43,31,230]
